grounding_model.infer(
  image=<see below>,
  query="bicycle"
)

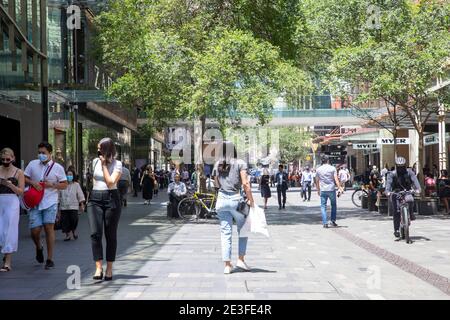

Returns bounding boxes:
[177,191,217,221]
[351,182,369,207]
[393,190,415,244]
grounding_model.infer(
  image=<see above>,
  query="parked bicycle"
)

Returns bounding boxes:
[351,182,369,207]
[177,191,217,221]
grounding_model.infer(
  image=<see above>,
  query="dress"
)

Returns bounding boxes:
[260,175,271,198]
[142,174,154,200]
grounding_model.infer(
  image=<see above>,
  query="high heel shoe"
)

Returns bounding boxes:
[93,269,103,280]
[104,275,113,281]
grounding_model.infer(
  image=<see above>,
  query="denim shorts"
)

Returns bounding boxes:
[28,204,58,229]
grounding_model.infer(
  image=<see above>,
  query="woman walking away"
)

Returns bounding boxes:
[0,148,25,272]
[88,138,122,281]
[59,168,85,241]
[213,142,254,274]
[141,165,154,205]
[260,169,271,209]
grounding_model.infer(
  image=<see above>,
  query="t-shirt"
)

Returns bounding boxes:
[24,159,67,210]
[119,167,131,184]
[92,158,122,191]
[339,169,349,182]
[213,159,248,193]
[316,164,337,192]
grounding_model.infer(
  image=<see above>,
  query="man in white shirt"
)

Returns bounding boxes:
[338,165,350,191]
[316,155,343,228]
[301,166,314,201]
[24,142,68,270]
[167,174,187,218]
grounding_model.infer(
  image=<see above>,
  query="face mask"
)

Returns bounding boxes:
[38,154,48,163]
[98,151,103,158]
[2,162,11,167]
[67,175,74,182]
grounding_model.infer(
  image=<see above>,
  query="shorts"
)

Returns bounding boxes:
[28,204,58,229]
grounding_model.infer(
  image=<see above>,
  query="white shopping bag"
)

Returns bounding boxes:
[239,205,269,238]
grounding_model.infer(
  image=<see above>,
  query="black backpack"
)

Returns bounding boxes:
[392,170,413,191]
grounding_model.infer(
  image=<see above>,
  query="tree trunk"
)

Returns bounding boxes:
[198,115,206,193]
[417,130,425,199]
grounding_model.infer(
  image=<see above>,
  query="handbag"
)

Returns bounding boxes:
[54,213,62,230]
[21,162,55,210]
[237,198,250,216]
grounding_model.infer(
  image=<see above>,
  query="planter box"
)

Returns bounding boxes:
[362,195,369,209]
[378,197,388,214]
[417,198,439,215]
[368,194,377,212]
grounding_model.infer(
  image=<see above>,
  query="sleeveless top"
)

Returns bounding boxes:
[0,169,19,195]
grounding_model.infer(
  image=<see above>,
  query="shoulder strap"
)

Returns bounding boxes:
[44,161,56,179]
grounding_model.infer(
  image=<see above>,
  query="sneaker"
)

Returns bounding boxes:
[224,265,233,274]
[45,259,55,270]
[394,231,401,238]
[36,247,44,264]
[236,260,250,271]
[410,213,416,221]
[330,221,338,227]
[323,224,329,228]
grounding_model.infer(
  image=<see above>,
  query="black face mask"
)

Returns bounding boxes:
[98,151,102,157]
[2,162,11,167]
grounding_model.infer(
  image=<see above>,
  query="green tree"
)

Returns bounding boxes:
[278,127,313,164]
[95,0,311,131]
[327,0,450,196]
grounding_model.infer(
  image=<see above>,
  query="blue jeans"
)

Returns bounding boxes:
[320,191,337,225]
[216,191,248,262]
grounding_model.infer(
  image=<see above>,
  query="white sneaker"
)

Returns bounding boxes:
[223,265,233,274]
[236,260,250,271]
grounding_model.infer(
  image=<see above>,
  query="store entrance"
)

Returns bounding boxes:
[0,116,21,165]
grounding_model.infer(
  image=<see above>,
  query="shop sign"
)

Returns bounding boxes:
[376,138,410,145]
[352,143,379,150]
[424,133,450,146]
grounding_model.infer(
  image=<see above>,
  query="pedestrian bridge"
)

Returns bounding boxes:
[1,89,375,127]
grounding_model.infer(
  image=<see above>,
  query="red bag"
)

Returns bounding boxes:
[21,162,55,210]
[22,182,45,210]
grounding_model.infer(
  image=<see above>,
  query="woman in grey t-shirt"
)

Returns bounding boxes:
[212,142,254,274]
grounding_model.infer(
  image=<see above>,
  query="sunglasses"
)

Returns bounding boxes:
[1,158,12,162]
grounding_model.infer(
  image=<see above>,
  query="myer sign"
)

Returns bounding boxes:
[352,143,379,150]
[377,138,410,145]
[424,133,450,146]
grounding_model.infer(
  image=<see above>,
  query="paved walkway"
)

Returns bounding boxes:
[1,187,450,300]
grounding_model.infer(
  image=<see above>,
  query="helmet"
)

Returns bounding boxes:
[395,156,406,166]
[21,183,45,210]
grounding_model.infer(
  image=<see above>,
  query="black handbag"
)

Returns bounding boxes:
[237,198,250,216]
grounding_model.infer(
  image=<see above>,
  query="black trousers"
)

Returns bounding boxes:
[169,193,183,218]
[388,193,415,232]
[302,182,312,200]
[61,210,79,233]
[277,185,287,207]
[87,190,122,262]
[118,180,128,204]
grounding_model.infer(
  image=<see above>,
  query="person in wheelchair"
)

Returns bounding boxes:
[167,174,187,219]
[385,157,421,239]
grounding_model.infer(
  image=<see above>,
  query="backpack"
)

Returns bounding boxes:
[392,169,413,191]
